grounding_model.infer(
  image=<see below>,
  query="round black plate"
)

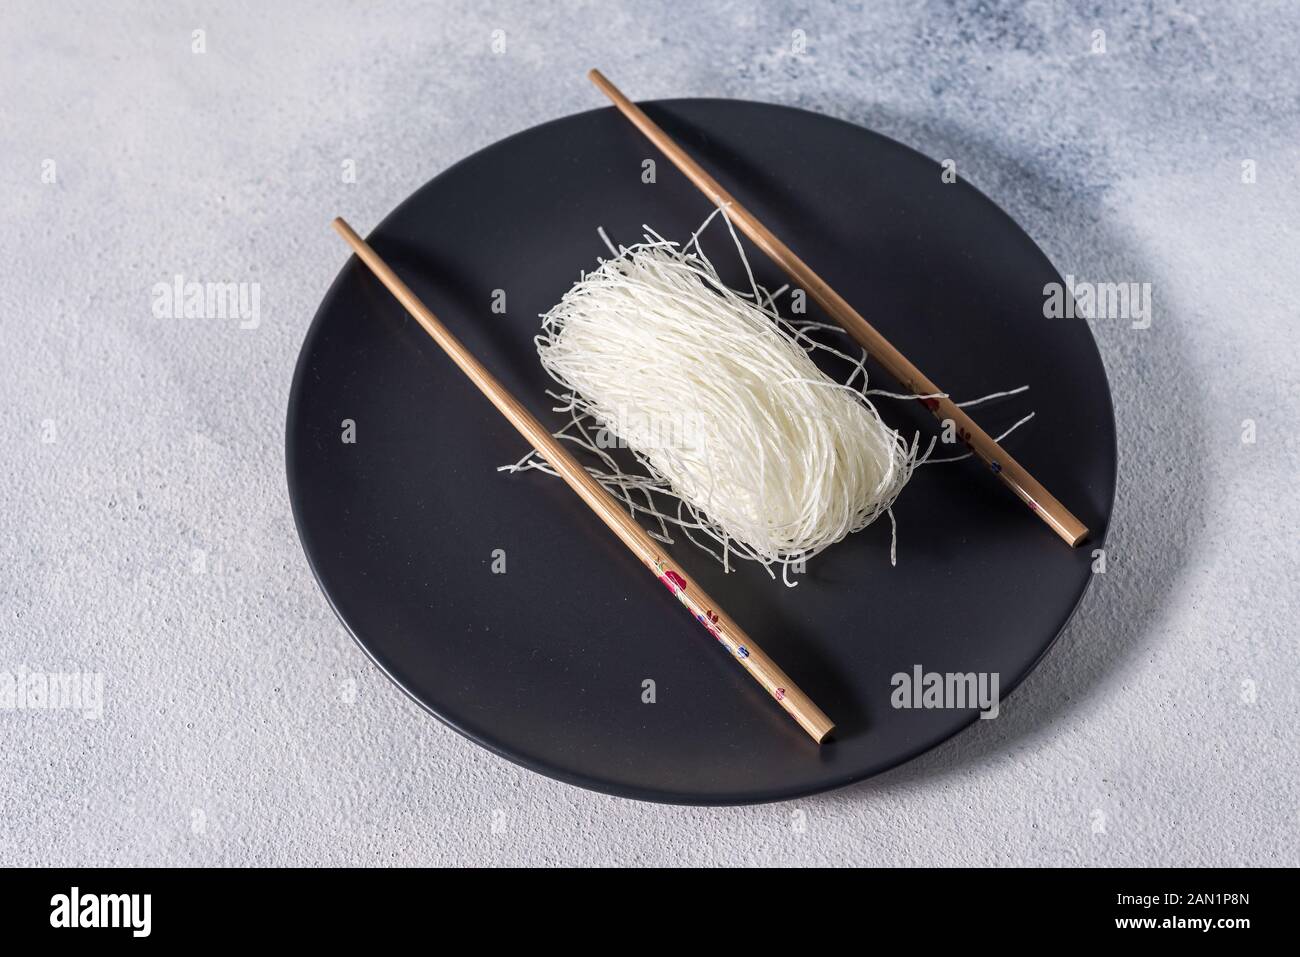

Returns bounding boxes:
[287,99,1116,805]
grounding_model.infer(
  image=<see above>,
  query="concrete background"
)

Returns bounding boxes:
[2,0,1297,866]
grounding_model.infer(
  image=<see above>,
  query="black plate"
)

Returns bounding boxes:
[287,99,1116,804]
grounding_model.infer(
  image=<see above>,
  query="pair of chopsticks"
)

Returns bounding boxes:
[332,70,1087,744]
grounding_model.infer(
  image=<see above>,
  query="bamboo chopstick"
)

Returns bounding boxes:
[588,68,1088,548]
[331,217,834,744]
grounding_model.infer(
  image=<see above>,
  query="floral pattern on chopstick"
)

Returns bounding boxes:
[646,554,785,702]
[652,557,734,647]
[653,557,688,602]
[695,610,723,642]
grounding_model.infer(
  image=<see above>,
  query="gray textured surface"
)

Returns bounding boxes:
[3,0,1297,866]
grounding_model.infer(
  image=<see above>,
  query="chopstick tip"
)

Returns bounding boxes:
[332,217,360,246]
